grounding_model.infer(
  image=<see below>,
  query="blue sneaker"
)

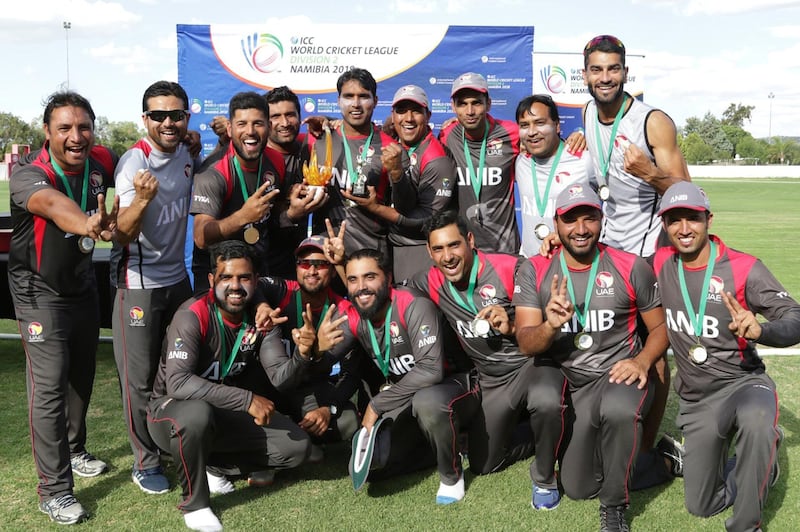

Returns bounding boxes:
[531,483,560,510]
[132,466,170,494]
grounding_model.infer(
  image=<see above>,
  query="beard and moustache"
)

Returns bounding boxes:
[351,279,390,321]
[214,283,253,315]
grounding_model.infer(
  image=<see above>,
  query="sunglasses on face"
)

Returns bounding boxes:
[296,259,331,270]
[145,109,189,123]
[584,35,625,53]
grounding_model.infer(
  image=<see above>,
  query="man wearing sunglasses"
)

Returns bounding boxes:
[256,235,360,453]
[191,91,286,292]
[110,80,204,496]
[581,34,692,481]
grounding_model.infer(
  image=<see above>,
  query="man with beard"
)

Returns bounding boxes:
[515,95,595,257]
[307,68,396,256]
[9,91,118,525]
[439,72,521,254]
[320,248,479,504]
[653,182,797,532]
[408,210,566,508]
[147,241,310,532]
[381,85,456,281]
[190,92,284,292]
[515,184,668,530]
[256,235,360,450]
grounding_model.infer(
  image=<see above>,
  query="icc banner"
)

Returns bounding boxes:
[532,52,646,134]
[178,24,533,155]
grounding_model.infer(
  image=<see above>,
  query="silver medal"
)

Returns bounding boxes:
[574,331,594,350]
[78,236,95,254]
[471,318,491,336]
[534,223,550,240]
[379,382,393,392]
[598,185,610,201]
[689,343,707,364]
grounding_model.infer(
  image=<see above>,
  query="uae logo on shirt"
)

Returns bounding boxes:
[89,170,104,196]
[479,284,497,300]
[487,138,504,156]
[27,322,45,343]
[129,306,146,327]
[595,272,615,296]
[390,321,405,345]
[709,276,725,294]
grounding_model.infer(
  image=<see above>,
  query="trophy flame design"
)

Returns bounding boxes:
[302,128,333,186]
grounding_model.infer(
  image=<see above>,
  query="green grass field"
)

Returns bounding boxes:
[1,178,799,530]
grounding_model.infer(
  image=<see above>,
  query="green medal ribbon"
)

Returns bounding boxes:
[677,241,718,339]
[531,140,565,216]
[294,290,330,330]
[462,120,489,201]
[213,305,250,380]
[446,253,480,315]
[365,301,393,378]
[340,123,374,186]
[49,149,89,211]
[594,94,628,181]
[558,249,601,331]
[232,155,264,201]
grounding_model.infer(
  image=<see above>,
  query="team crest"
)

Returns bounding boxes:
[487,138,504,156]
[129,306,146,327]
[174,337,184,350]
[409,153,418,166]
[89,170,104,195]
[555,171,570,184]
[479,284,496,300]
[420,324,431,337]
[709,276,725,294]
[390,321,400,337]
[27,322,44,343]
[596,272,614,289]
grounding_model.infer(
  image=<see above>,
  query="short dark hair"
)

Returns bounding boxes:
[228,91,269,120]
[337,68,377,98]
[209,240,256,270]
[583,34,626,68]
[265,86,301,118]
[516,94,559,124]
[345,248,390,275]
[43,91,96,125]
[142,81,189,112]
[423,210,470,241]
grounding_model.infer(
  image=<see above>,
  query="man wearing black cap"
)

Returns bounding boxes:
[439,72,521,254]
[516,183,668,530]
[653,181,799,532]
[257,234,360,448]
[382,84,456,281]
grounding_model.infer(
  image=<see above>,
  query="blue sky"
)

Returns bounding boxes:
[1,0,798,139]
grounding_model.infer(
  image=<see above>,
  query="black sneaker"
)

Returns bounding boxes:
[600,504,631,532]
[39,493,87,525]
[656,434,685,477]
[599,504,630,532]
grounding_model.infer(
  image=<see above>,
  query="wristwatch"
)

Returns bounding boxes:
[328,404,339,417]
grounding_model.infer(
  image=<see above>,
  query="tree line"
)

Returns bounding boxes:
[2,103,798,165]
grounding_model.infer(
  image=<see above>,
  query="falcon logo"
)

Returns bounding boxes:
[709,276,725,294]
[240,327,258,351]
[89,170,105,196]
[410,153,418,167]
[555,171,570,184]
[358,145,376,159]
[390,321,405,345]
[27,322,45,343]
[595,272,615,296]
[129,306,146,327]
[487,138,504,156]
[614,135,632,151]
[479,284,496,300]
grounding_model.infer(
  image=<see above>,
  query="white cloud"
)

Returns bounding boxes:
[637,0,800,15]
[769,24,800,38]
[1,0,139,25]
[390,0,436,13]
[88,42,153,74]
